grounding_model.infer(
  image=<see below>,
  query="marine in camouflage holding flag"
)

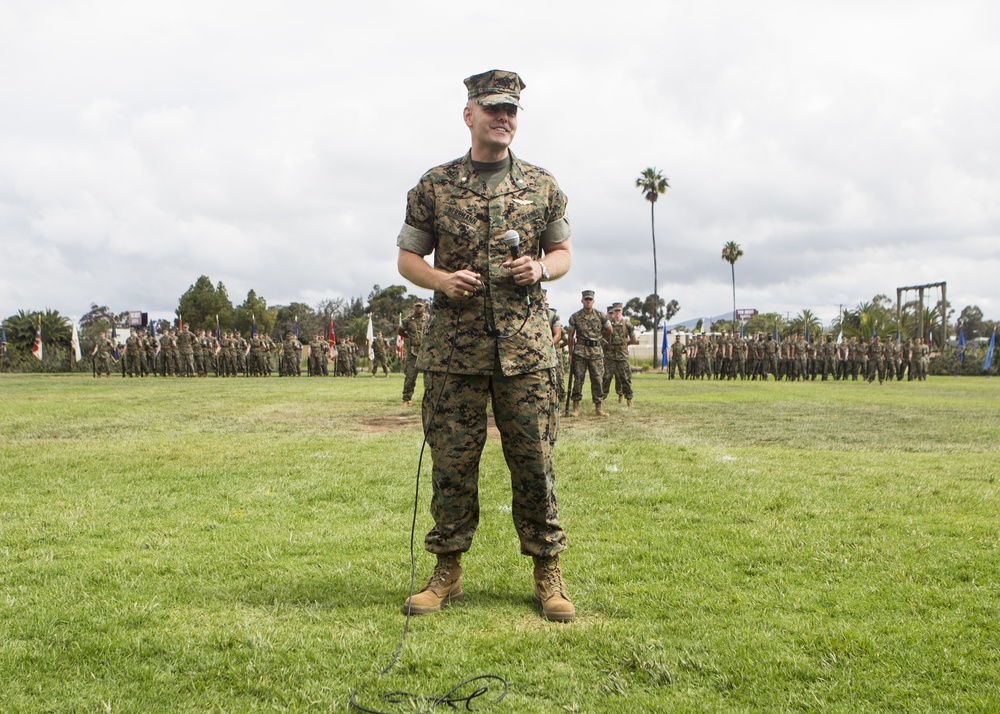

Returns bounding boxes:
[396,69,576,622]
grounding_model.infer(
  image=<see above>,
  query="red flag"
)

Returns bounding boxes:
[396,313,404,360]
[328,318,336,358]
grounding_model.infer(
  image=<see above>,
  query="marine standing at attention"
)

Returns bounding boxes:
[398,302,427,404]
[567,290,612,417]
[396,69,575,622]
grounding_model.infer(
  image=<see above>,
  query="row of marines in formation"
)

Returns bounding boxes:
[90,326,397,378]
[667,332,931,383]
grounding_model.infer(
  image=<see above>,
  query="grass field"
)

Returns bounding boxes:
[1,373,998,713]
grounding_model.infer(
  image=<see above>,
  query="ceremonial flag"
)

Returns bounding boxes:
[984,329,996,372]
[328,318,336,358]
[836,326,843,344]
[957,327,966,365]
[805,322,810,342]
[149,320,156,338]
[661,324,668,369]
[111,323,119,360]
[927,329,932,346]
[871,324,877,340]
[366,314,375,360]
[71,320,82,362]
[1,322,7,361]
[294,315,299,338]
[215,314,221,341]
[396,313,405,361]
[250,314,256,338]
[773,323,779,342]
[32,316,43,360]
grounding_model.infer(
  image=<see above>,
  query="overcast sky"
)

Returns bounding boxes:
[2,0,997,329]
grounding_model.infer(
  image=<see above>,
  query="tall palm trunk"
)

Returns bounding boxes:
[731,263,737,328]
[651,202,659,369]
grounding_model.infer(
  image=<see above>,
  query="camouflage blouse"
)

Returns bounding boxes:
[397,151,570,376]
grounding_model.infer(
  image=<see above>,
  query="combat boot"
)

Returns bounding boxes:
[618,394,624,404]
[402,553,463,615]
[570,401,580,417]
[532,554,575,622]
[626,398,633,408]
[595,402,608,417]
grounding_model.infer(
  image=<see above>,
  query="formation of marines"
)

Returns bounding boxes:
[668,331,930,384]
[92,326,398,378]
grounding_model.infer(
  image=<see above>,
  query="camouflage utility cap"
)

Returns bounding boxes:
[464,69,525,109]
[581,290,595,299]
[611,302,623,311]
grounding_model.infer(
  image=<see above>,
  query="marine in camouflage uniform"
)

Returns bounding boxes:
[280,333,300,376]
[124,329,141,377]
[601,302,636,405]
[174,325,194,377]
[92,331,116,377]
[399,304,427,400]
[547,308,565,401]
[867,336,885,384]
[371,331,390,376]
[568,290,612,415]
[396,69,575,621]
[234,331,248,376]
[668,335,685,379]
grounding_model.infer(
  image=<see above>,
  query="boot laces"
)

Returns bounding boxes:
[541,560,565,594]
[426,560,455,589]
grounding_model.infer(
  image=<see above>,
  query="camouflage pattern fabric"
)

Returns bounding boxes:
[398,145,571,560]
[568,308,609,403]
[421,368,565,557]
[399,151,567,377]
[400,312,427,397]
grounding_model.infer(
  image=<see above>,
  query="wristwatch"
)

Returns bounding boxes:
[538,261,550,281]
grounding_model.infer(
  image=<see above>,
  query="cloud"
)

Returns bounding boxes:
[2,0,998,329]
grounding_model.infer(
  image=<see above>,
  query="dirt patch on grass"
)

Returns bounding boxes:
[361,413,501,438]
[360,415,419,433]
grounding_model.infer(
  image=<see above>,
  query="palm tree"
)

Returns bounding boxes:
[635,167,670,367]
[721,241,743,328]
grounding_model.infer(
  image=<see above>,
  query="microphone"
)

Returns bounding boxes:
[501,230,521,259]
[501,230,530,304]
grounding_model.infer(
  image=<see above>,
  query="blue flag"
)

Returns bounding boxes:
[871,324,877,340]
[250,314,256,338]
[1,322,7,361]
[739,322,743,339]
[773,323,779,342]
[661,325,668,369]
[984,330,995,372]
[957,327,966,365]
[111,323,119,361]
[149,320,156,338]
[805,322,810,342]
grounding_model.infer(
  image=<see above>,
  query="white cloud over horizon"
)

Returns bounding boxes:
[2,0,997,328]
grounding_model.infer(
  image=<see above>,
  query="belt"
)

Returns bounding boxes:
[577,337,600,347]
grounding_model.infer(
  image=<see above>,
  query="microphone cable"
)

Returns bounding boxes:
[349,305,509,713]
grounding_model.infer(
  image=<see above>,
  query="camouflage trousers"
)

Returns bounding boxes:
[179,350,195,377]
[372,355,389,376]
[570,355,605,403]
[402,351,420,400]
[668,355,685,379]
[601,359,632,399]
[421,368,566,558]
